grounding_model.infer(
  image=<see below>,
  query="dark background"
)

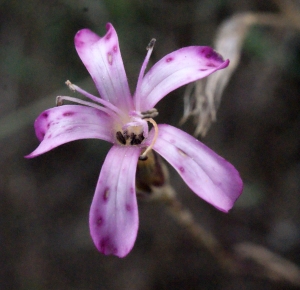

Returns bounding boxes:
[1,0,300,289]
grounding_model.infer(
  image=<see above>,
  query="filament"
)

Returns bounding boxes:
[134,39,156,111]
[139,117,158,160]
[65,80,127,120]
[56,96,117,118]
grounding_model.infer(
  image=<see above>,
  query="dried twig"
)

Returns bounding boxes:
[163,192,300,286]
[181,11,300,137]
[142,156,300,286]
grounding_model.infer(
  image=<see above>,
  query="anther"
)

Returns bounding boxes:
[116,131,126,145]
[139,118,159,160]
[65,80,76,92]
[56,96,63,106]
[141,108,159,119]
[147,38,156,50]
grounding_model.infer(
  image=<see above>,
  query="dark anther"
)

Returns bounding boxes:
[130,134,138,145]
[116,131,126,145]
[138,133,145,142]
[130,133,145,145]
[56,96,63,106]
[130,135,136,145]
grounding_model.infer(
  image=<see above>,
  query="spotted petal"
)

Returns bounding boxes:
[75,23,133,112]
[26,105,114,158]
[152,124,243,212]
[89,145,141,257]
[136,47,229,112]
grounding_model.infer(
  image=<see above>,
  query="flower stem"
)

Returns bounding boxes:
[162,193,238,271]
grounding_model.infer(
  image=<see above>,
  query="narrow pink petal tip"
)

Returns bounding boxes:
[89,146,141,257]
[138,46,230,111]
[74,23,132,111]
[74,29,100,49]
[25,105,114,158]
[152,124,243,212]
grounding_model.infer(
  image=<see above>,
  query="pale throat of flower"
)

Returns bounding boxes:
[115,111,159,161]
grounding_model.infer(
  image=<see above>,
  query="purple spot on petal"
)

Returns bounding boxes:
[97,216,104,226]
[179,166,185,173]
[200,47,208,54]
[42,112,48,118]
[125,204,131,212]
[130,187,134,195]
[206,62,215,67]
[199,68,208,71]
[113,45,118,52]
[99,237,109,252]
[200,47,213,59]
[63,111,75,117]
[105,32,112,40]
[103,188,109,201]
[75,38,85,48]
[166,57,173,62]
[47,134,52,139]
[201,47,223,63]
[99,237,118,255]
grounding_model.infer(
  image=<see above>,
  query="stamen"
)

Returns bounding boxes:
[139,118,159,160]
[116,131,126,145]
[65,80,127,120]
[147,39,156,50]
[134,38,156,111]
[65,80,76,92]
[56,96,117,118]
[141,108,159,119]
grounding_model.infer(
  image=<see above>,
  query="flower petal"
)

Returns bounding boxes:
[137,47,229,112]
[89,145,141,257]
[75,23,133,112]
[152,124,243,212]
[26,105,114,158]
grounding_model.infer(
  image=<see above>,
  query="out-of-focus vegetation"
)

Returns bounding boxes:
[1,0,300,289]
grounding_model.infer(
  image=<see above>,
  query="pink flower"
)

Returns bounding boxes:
[26,23,243,257]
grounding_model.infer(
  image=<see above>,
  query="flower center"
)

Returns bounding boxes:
[115,111,159,161]
[116,126,145,146]
[57,81,159,161]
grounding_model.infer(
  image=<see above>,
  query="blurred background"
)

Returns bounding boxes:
[1,0,300,289]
